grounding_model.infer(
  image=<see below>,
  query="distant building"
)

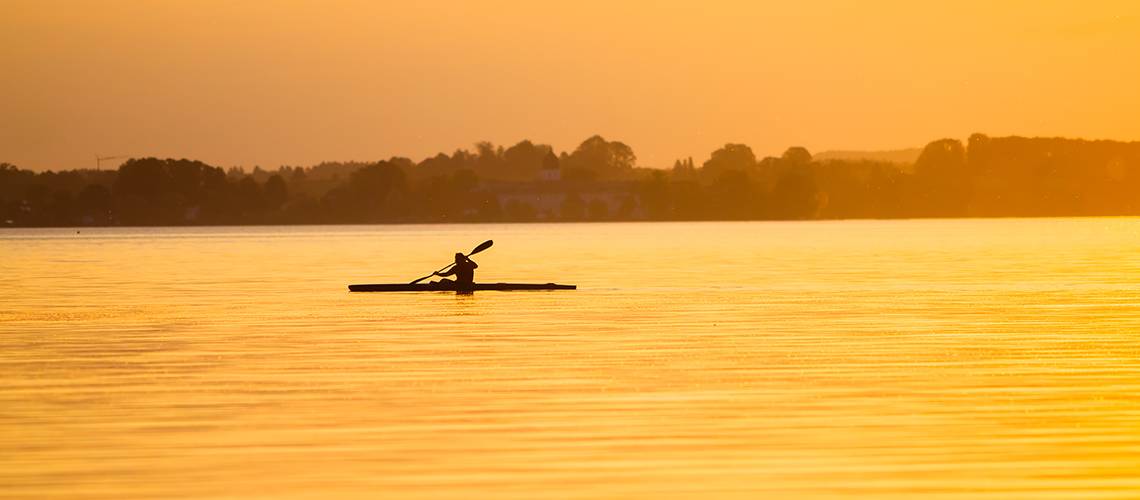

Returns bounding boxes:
[539,150,560,182]
[184,206,201,222]
[490,179,643,221]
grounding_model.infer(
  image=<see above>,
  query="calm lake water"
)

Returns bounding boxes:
[3,219,1140,498]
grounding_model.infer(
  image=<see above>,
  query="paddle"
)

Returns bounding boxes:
[409,240,493,284]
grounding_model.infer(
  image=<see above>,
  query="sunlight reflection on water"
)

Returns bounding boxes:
[3,219,1140,498]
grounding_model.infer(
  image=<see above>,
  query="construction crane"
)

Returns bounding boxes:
[96,155,128,171]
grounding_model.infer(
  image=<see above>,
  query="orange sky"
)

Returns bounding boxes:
[2,0,1138,170]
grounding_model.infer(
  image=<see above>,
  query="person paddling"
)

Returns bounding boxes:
[407,240,492,286]
[433,252,478,287]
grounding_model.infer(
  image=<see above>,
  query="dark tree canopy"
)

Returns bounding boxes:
[563,135,636,180]
[702,144,757,179]
[6,133,1140,226]
[781,147,813,166]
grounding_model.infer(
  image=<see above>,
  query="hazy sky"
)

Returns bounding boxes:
[2,0,1138,170]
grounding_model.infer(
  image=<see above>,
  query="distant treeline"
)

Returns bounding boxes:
[4,133,1140,227]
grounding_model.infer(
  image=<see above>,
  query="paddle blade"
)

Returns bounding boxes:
[468,239,493,256]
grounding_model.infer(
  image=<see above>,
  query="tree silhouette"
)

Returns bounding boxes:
[911,138,968,216]
[8,132,1140,226]
[702,144,756,180]
[563,135,636,180]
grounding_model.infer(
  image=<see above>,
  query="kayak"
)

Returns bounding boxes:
[349,282,576,292]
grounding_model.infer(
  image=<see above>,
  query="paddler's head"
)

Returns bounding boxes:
[455,252,464,263]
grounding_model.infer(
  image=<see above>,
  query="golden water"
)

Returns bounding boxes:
[3,220,1140,498]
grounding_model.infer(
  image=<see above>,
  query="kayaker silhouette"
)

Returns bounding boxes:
[406,240,493,287]
[348,239,575,292]
[433,252,478,287]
